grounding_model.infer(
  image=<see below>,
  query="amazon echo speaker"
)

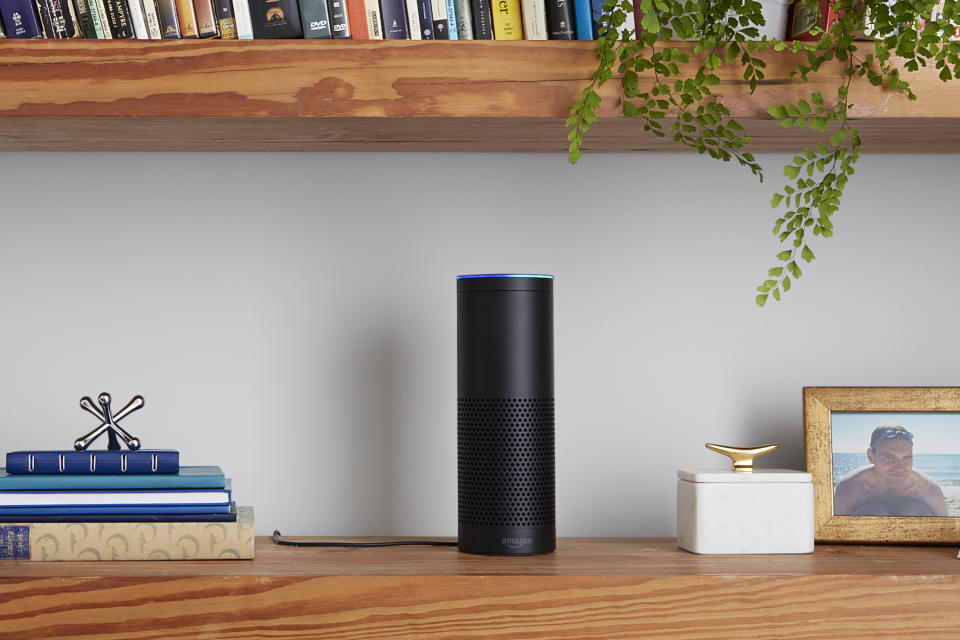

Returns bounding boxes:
[457,274,555,555]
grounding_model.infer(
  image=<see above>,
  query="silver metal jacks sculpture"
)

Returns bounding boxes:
[74,393,144,451]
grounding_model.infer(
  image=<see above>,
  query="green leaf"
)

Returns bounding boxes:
[771,193,783,208]
[776,250,792,261]
[767,105,787,119]
[756,294,768,307]
[801,245,816,262]
[784,165,800,179]
[782,276,791,291]
[772,288,781,301]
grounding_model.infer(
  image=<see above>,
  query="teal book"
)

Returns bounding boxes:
[0,466,225,491]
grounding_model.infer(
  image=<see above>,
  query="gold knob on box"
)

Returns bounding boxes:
[705,443,779,473]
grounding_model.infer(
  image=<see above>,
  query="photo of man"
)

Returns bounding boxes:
[833,422,948,517]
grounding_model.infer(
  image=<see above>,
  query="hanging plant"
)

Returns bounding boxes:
[568,0,959,305]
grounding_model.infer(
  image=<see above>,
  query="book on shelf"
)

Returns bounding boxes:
[72,0,100,36]
[491,0,521,39]
[0,503,234,515]
[545,0,572,38]
[175,0,199,36]
[155,0,181,35]
[233,0,252,36]
[0,502,239,522]
[36,0,82,38]
[404,0,420,38]
[345,0,366,37]
[141,0,164,36]
[327,0,349,36]
[6,449,179,475]
[468,0,489,38]
[430,0,446,37]
[91,0,112,35]
[0,483,232,508]
[0,465,225,490]
[379,0,408,38]
[193,0,219,35]
[213,0,236,36]
[299,0,332,37]
[249,0,303,37]
[520,0,544,39]
[125,0,149,36]
[572,0,590,38]
[414,0,432,37]
[443,0,456,37]
[0,0,44,37]
[361,0,380,37]
[0,505,254,560]
[453,0,471,38]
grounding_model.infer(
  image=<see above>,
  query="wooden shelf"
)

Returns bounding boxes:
[2,537,960,638]
[0,40,957,152]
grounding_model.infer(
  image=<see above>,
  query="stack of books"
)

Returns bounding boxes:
[0,448,253,561]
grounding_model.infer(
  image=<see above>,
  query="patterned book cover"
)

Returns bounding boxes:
[0,506,254,561]
[0,0,43,36]
[36,0,81,37]
[213,0,236,37]
[490,0,521,39]
[453,0,471,38]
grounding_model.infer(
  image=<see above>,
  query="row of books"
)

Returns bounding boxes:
[0,0,615,40]
[0,449,253,561]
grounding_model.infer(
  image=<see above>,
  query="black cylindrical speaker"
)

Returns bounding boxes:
[457,274,555,555]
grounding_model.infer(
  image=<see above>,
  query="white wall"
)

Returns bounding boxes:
[0,152,956,537]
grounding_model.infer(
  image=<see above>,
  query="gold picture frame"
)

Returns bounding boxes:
[805,387,960,544]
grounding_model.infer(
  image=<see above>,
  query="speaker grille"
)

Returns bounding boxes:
[458,398,555,528]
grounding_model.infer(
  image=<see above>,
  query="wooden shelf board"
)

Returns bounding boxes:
[1,538,960,639]
[0,40,957,152]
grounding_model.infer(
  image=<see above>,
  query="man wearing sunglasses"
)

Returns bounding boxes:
[833,424,948,517]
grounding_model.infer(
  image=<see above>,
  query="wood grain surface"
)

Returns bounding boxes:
[0,40,957,151]
[1,538,960,639]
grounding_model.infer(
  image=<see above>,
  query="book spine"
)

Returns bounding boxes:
[443,0,455,36]
[72,0,100,36]
[91,0,112,35]
[125,0,149,36]
[249,0,302,37]
[0,506,254,561]
[327,0,349,35]
[0,20,5,34]
[192,0,216,34]
[520,0,545,38]
[544,0,570,38]
[154,0,179,34]
[103,0,135,36]
[378,0,406,37]
[589,0,604,37]
[572,0,589,37]
[174,0,197,35]
[232,0,251,36]
[467,0,488,37]
[345,0,366,36]
[404,0,419,37]
[300,0,332,37]
[362,0,381,36]
[141,0,163,35]
[414,0,430,36]
[453,0,470,37]
[36,0,80,37]
[213,0,236,36]
[0,0,43,36]
[429,0,445,37]
[6,451,180,475]
[490,0,521,38]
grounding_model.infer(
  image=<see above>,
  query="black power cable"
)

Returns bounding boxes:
[272,530,458,547]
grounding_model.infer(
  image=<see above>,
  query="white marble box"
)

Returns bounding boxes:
[677,469,814,554]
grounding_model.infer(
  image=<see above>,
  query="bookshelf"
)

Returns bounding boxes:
[2,537,960,639]
[0,40,957,152]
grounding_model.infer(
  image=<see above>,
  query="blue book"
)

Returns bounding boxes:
[0,504,233,515]
[0,481,231,508]
[445,0,457,38]
[0,0,42,37]
[0,466,224,491]
[0,502,238,522]
[573,0,592,38]
[6,449,179,475]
